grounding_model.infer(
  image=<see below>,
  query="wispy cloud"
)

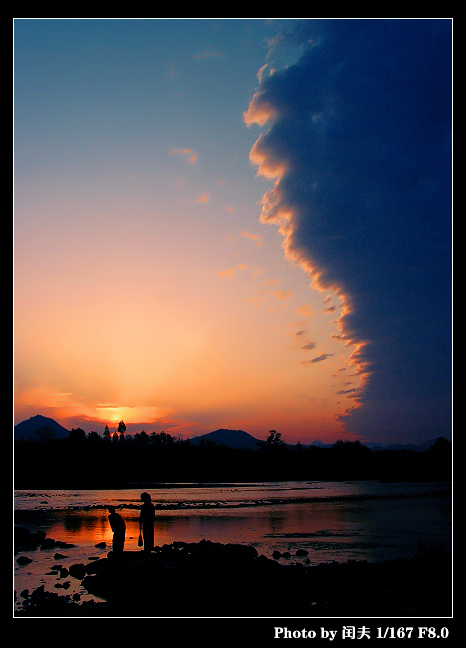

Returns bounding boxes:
[272,289,293,300]
[295,305,313,318]
[217,264,248,279]
[243,278,291,304]
[241,230,262,247]
[217,268,236,279]
[195,192,210,204]
[302,353,335,365]
[169,147,198,165]
[194,47,226,61]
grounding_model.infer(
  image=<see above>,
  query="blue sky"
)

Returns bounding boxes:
[14,19,452,445]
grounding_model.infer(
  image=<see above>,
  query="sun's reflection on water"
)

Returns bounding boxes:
[14,482,451,611]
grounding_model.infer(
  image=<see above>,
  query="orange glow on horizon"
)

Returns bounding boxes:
[14,21,370,448]
[243,98,373,435]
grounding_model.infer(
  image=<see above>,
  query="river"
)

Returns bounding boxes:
[14,480,451,611]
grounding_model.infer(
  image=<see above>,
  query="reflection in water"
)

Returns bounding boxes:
[266,510,289,536]
[15,491,451,562]
[14,482,451,611]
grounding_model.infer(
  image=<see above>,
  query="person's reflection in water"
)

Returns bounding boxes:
[139,492,156,553]
[108,506,126,555]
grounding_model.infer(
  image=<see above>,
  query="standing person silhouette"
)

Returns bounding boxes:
[139,492,155,552]
[108,506,126,554]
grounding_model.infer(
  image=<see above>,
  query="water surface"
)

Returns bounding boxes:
[14,481,451,611]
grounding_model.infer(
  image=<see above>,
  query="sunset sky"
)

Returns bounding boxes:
[14,18,452,445]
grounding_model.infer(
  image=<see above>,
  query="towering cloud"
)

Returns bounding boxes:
[245,19,452,443]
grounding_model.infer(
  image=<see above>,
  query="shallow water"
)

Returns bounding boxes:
[14,481,451,611]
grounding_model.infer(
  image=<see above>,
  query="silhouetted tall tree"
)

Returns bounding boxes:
[103,425,111,442]
[264,430,285,447]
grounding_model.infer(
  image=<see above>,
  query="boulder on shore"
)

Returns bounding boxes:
[16,540,452,618]
[69,563,86,580]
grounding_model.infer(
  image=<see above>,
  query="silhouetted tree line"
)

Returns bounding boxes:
[14,425,452,489]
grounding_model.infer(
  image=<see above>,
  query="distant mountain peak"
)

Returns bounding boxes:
[14,414,70,440]
[189,428,261,450]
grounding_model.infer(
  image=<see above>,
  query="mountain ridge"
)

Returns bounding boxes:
[14,415,70,440]
[189,428,261,450]
[14,415,446,451]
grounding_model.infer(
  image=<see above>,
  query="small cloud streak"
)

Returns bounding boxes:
[295,305,313,318]
[272,289,293,300]
[302,353,335,365]
[217,268,236,279]
[241,230,262,247]
[169,147,198,165]
[243,278,291,305]
[195,193,210,204]
[194,48,226,61]
[217,264,248,279]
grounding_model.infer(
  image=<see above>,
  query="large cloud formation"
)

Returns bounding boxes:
[245,19,452,444]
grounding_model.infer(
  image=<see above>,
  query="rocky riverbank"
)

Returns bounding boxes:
[14,536,451,618]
